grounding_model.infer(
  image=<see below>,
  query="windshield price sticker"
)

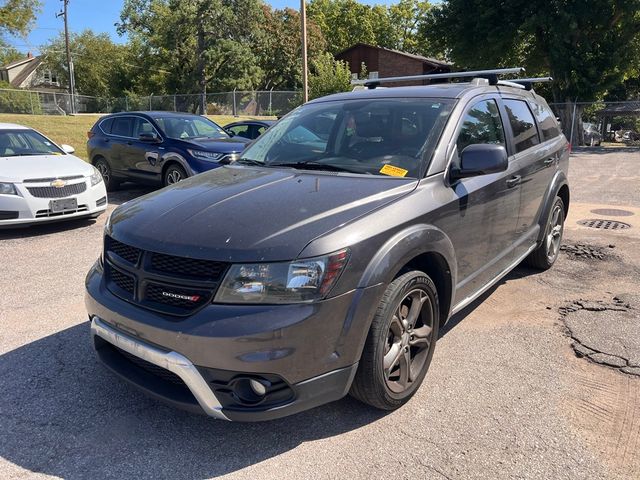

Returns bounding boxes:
[380,164,408,177]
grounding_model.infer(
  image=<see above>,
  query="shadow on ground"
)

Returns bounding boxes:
[0,322,388,478]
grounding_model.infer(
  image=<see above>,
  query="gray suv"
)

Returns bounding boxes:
[86,71,569,421]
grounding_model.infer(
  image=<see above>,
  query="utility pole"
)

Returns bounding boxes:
[300,0,308,103]
[57,0,76,114]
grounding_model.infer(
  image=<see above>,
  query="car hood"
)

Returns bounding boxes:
[0,154,93,182]
[181,136,250,153]
[109,166,417,262]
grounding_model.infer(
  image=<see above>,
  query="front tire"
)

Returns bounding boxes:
[524,196,565,270]
[350,271,439,410]
[163,164,187,187]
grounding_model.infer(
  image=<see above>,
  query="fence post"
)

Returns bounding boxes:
[149,95,152,111]
[269,87,273,116]
[125,96,128,111]
[29,91,34,114]
[173,94,177,112]
[232,88,237,116]
[569,101,577,146]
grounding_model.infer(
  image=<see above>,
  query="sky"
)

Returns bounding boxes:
[5,0,425,55]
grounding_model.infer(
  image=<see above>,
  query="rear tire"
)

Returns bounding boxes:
[524,196,565,270]
[94,157,119,192]
[163,164,188,187]
[350,271,439,410]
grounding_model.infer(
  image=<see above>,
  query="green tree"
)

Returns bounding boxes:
[41,30,135,97]
[0,0,41,38]
[0,44,23,66]
[430,0,640,143]
[308,52,352,99]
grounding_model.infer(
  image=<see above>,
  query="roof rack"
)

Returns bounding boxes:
[506,77,553,91]
[351,67,525,89]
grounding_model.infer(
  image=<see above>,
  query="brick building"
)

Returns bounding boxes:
[335,43,452,86]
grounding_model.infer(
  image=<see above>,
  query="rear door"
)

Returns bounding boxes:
[108,116,135,175]
[501,96,561,258]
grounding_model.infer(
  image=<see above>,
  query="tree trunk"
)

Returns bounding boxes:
[196,13,207,115]
[558,100,584,146]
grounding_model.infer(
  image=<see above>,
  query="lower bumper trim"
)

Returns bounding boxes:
[90,316,228,420]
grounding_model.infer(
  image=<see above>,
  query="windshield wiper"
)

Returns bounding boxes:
[235,158,265,166]
[268,161,361,174]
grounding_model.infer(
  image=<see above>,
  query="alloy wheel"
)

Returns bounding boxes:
[383,288,434,394]
[96,162,109,184]
[546,203,564,262]
[166,169,183,185]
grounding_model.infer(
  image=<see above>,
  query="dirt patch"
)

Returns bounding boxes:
[559,296,640,376]
[560,242,616,260]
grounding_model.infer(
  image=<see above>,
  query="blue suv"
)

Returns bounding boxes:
[87,111,251,190]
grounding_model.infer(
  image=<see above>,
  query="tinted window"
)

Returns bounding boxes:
[111,117,134,137]
[504,99,540,153]
[99,118,113,134]
[154,116,228,140]
[229,124,251,139]
[530,101,561,141]
[456,99,505,154]
[133,117,156,137]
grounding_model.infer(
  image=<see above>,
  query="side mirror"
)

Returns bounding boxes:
[224,128,235,137]
[61,144,75,154]
[139,132,161,143]
[450,144,508,180]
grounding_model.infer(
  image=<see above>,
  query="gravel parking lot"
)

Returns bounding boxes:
[1,148,639,479]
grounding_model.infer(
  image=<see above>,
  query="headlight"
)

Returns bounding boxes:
[187,149,224,162]
[214,249,349,304]
[0,182,18,195]
[90,165,103,186]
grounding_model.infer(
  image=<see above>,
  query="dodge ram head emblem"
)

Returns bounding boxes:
[50,179,67,188]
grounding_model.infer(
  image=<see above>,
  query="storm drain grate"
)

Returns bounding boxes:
[577,219,631,230]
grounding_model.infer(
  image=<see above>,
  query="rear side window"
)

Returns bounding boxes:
[99,118,113,134]
[111,117,134,137]
[456,99,505,154]
[531,101,561,141]
[503,99,540,153]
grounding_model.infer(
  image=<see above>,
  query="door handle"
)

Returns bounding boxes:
[543,157,555,166]
[506,175,521,188]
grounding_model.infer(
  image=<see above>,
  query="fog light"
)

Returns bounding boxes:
[249,378,267,396]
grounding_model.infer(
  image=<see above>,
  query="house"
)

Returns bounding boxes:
[0,53,65,92]
[335,43,452,86]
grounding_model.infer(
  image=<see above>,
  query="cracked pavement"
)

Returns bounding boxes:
[1,148,639,479]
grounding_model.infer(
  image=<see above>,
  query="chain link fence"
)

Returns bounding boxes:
[549,101,640,146]
[0,88,302,117]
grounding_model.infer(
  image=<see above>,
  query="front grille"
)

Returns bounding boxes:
[151,252,227,281]
[107,237,141,265]
[27,182,87,198]
[35,204,88,218]
[104,235,229,317]
[109,266,135,295]
[145,283,209,309]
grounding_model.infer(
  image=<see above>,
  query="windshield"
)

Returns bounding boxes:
[239,98,454,178]
[154,116,229,140]
[0,129,64,157]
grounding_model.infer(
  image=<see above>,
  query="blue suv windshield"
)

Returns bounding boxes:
[239,98,454,178]
[154,116,229,140]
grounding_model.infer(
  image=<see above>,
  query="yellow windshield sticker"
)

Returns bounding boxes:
[380,164,408,177]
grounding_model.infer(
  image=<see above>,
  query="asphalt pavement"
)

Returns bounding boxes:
[1,150,639,479]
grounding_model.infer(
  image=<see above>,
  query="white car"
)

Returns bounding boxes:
[0,123,107,227]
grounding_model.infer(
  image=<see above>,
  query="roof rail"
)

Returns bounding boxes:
[351,67,525,89]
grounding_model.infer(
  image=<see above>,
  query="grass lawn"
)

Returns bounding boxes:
[0,113,273,161]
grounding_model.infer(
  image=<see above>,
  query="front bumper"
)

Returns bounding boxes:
[86,263,383,421]
[0,179,107,227]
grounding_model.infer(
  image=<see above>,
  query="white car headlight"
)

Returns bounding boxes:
[90,165,103,186]
[187,149,224,162]
[214,249,350,304]
[0,182,18,195]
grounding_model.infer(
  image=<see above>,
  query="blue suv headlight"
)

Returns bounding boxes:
[187,149,224,162]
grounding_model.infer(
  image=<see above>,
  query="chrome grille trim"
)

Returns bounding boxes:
[27,182,87,198]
